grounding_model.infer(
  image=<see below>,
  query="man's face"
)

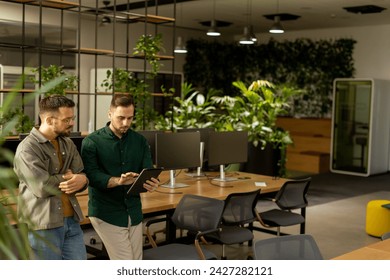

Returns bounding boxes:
[51,107,75,137]
[108,105,135,137]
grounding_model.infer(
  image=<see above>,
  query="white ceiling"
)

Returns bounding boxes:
[98,0,390,37]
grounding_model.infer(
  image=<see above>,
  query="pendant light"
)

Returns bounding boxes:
[239,0,254,45]
[174,36,187,54]
[269,0,284,34]
[239,26,254,45]
[207,0,220,36]
[174,3,187,54]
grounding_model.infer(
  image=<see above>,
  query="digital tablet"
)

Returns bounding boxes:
[126,168,163,195]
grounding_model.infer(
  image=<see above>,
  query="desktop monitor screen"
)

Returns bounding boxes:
[177,127,214,161]
[137,130,164,164]
[208,131,248,166]
[155,131,201,170]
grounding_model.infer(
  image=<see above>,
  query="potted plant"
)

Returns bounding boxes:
[30,65,78,96]
[211,80,302,177]
[155,82,218,131]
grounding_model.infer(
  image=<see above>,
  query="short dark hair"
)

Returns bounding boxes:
[39,94,75,115]
[110,94,134,109]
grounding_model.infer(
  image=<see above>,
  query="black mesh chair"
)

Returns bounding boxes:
[204,190,260,259]
[253,234,323,260]
[255,177,311,236]
[143,194,225,260]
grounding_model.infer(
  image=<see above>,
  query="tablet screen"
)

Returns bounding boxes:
[126,168,163,195]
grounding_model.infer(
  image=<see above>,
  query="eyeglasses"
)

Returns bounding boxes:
[53,116,76,124]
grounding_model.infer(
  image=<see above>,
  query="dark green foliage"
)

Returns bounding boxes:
[184,38,356,117]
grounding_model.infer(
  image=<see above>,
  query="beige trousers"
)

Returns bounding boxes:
[90,216,143,260]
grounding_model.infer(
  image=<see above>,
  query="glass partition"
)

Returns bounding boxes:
[332,80,371,174]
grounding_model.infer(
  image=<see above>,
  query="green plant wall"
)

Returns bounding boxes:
[184,38,356,118]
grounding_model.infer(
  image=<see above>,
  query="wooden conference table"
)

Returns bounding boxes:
[77,170,286,218]
[77,170,287,242]
[4,170,286,252]
[332,238,390,260]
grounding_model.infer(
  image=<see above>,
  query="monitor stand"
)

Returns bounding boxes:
[212,165,238,182]
[161,170,189,189]
[185,166,205,178]
[186,142,206,178]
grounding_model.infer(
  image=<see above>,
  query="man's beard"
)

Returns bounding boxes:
[55,127,72,137]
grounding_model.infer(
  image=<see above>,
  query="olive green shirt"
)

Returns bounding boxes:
[14,127,86,230]
[81,124,153,227]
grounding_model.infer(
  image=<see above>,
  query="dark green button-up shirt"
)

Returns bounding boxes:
[81,124,153,227]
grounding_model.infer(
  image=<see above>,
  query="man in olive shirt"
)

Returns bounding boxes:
[81,93,159,260]
[14,94,88,260]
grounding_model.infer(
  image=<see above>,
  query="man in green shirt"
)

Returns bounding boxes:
[81,94,160,260]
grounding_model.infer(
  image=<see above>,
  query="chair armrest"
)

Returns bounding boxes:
[194,228,221,260]
[144,217,169,248]
[145,217,168,227]
[195,228,221,240]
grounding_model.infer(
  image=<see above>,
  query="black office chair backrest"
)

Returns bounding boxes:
[253,234,323,260]
[172,194,225,232]
[275,177,311,210]
[222,190,259,225]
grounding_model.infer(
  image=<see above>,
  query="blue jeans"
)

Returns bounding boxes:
[28,217,87,260]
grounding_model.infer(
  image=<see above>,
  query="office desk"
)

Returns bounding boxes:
[3,171,286,258]
[77,170,285,223]
[140,170,285,209]
[332,238,390,260]
[3,170,285,224]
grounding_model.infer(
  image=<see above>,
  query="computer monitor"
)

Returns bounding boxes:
[208,131,248,181]
[155,131,201,188]
[177,127,215,176]
[137,130,164,165]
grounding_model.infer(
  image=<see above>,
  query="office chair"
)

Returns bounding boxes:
[143,194,225,260]
[255,177,311,236]
[204,190,260,259]
[253,234,323,260]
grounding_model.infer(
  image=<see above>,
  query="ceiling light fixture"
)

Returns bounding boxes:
[239,0,255,45]
[269,0,284,34]
[239,26,254,45]
[100,0,111,26]
[174,4,187,54]
[207,0,220,36]
[269,15,284,33]
[174,36,187,54]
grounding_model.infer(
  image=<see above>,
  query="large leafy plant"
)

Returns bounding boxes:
[155,82,217,131]
[213,80,300,148]
[211,80,302,176]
